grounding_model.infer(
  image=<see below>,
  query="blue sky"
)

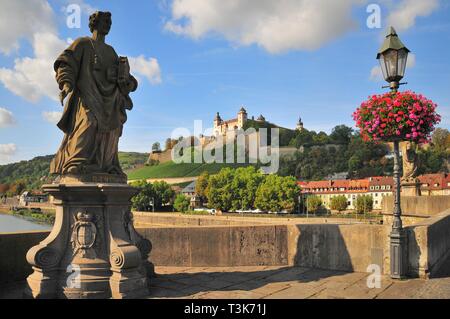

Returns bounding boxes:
[0,0,449,164]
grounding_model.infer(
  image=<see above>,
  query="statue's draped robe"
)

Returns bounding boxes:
[50,37,137,175]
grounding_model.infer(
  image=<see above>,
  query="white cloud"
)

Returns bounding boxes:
[42,111,62,124]
[387,0,440,32]
[0,144,16,156]
[0,32,67,102]
[369,53,416,82]
[0,108,15,128]
[129,55,162,85]
[164,0,366,54]
[164,0,442,54]
[0,0,56,55]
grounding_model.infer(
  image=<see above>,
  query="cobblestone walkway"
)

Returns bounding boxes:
[1,266,450,299]
[147,266,450,299]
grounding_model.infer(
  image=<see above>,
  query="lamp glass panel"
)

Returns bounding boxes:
[384,49,399,80]
[397,49,408,78]
[379,55,389,81]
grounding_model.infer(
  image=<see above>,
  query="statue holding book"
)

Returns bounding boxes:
[51,11,137,181]
[25,11,152,299]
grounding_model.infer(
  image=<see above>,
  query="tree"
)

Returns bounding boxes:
[130,180,155,211]
[431,128,450,152]
[231,166,264,211]
[174,194,190,213]
[330,195,348,212]
[330,125,353,145]
[152,142,161,153]
[313,131,330,145]
[207,168,235,212]
[306,195,322,213]
[152,181,175,209]
[195,171,210,204]
[355,195,373,214]
[0,183,10,195]
[130,180,175,211]
[255,175,298,213]
[6,180,27,197]
[291,129,314,148]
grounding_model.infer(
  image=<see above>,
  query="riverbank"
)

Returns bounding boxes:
[0,208,54,226]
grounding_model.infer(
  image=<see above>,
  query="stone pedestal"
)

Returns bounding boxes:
[24,180,152,299]
[401,178,421,197]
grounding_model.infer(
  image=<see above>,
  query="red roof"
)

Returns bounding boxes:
[418,173,450,190]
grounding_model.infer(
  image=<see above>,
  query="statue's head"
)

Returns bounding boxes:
[89,11,112,35]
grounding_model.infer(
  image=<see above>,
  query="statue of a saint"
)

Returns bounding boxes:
[400,141,419,182]
[50,11,137,179]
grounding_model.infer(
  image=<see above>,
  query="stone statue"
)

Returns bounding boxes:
[25,11,151,299]
[400,141,419,182]
[50,11,137,180]
[400,141,421,196]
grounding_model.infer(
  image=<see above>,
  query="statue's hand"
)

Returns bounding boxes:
[59,83,73,106]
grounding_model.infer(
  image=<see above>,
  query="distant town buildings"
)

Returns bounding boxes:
[299,173,450,210]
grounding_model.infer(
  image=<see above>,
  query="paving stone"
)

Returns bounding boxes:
[376,279,428,299]
[2,266,450,299]
[225,281,292,298]
[414,278,450,299]
[264,285,323,299]
[198,289,265,299]
[257,267,311,284]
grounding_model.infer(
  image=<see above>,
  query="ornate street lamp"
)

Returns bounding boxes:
[377,26,410,279]
[377,27,410,92]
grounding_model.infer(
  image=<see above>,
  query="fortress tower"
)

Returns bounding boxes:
[237,107,248,128]
[296,117,304,131]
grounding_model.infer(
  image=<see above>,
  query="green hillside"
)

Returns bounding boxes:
[127,161,251,180]
[0,152,148,191]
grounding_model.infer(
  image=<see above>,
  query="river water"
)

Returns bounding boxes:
[0,213,51,233]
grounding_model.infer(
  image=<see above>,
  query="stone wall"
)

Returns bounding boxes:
[1,212,449,283]
[382,195,450,217]
[406,209,450,278]
[287,224,389,274]
[148,149,172,165]
[137,225,288,267]
[0,231,49,285]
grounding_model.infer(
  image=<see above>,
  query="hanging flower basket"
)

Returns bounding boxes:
[353,91,441,143]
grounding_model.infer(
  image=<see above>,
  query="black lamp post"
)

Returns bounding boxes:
[377,26,410,279]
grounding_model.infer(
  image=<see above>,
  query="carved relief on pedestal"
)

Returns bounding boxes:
[27,246,60,269]
[121,210,152,268]
[71,212,98,258]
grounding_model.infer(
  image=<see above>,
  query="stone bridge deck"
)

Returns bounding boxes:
[2,263,450,299]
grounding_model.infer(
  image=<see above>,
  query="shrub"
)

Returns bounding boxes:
[330,195,348,212]
[355,195,373,214]
[306,196,322,213]
[174,194,190,213]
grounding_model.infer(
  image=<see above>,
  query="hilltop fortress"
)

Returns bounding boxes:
[213,107,304,136]
[149,106,303,165]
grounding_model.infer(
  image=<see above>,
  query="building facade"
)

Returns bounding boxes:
[213,107,248,136]
[299,173,449,211]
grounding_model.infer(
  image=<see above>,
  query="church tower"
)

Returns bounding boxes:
[237,106,247,128]
[296,117,304,131]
